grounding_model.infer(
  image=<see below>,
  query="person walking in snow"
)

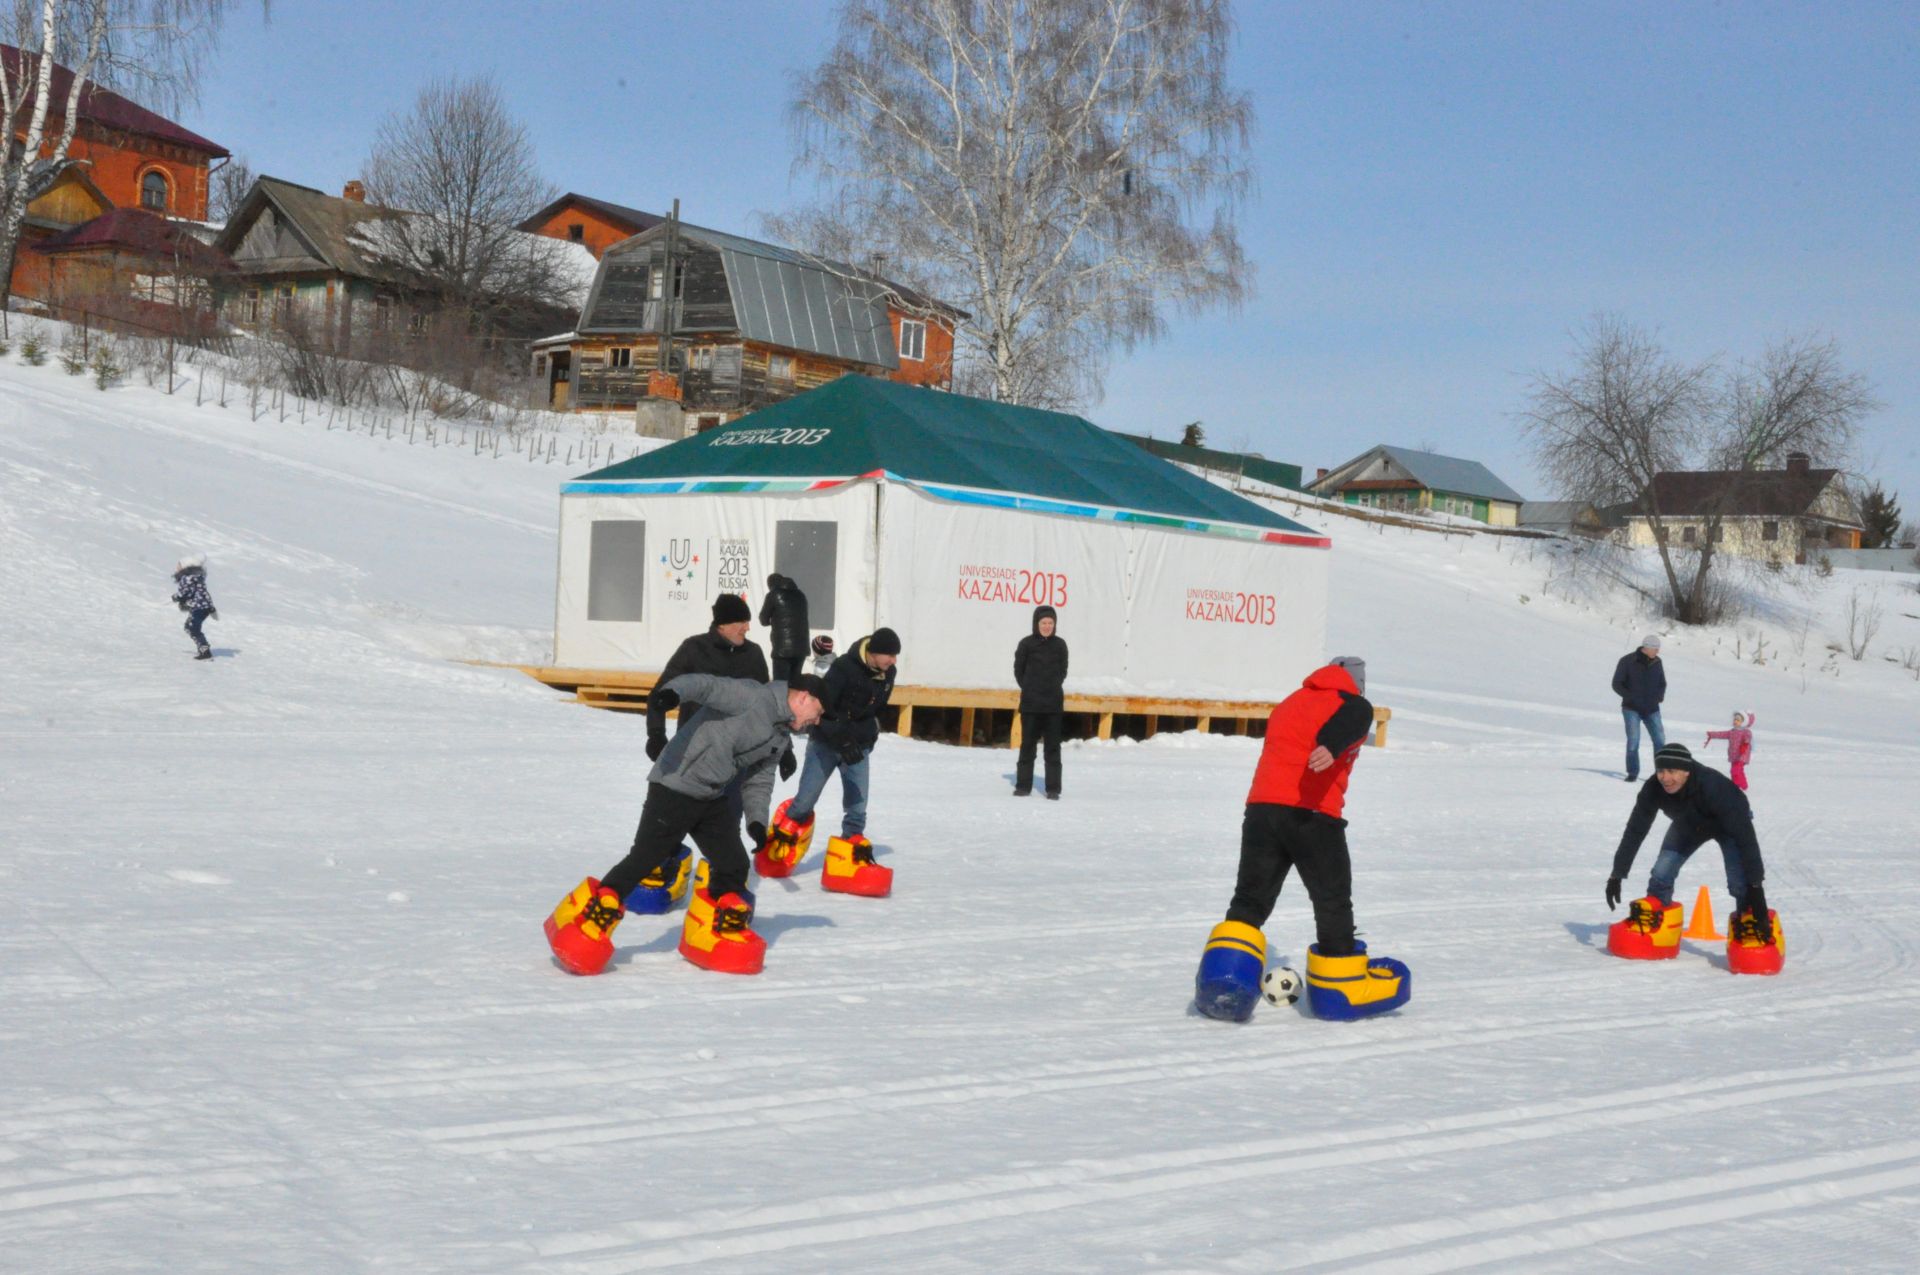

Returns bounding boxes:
[648,594,789,828]
[769,628,900,852]
[1012,605,1068,799]
[758,572,811,684]
[1611,635,1667,782]
[1604,742,1774,945]
[170,556,217,660]
[1704,712,1756,791]
[1194,656,1410,1022]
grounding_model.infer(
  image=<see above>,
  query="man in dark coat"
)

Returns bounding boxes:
[1012,605,1068,798]
[1606,742,1772,941]
[1611,635,1668,782]
[647,596,792,822]
[784,627,900,842]
[758,572,811,683]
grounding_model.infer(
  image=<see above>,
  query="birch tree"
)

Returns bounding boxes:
[776,0,1252,409]
[0,1,236,317]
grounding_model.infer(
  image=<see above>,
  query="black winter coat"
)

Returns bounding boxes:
[758,575,811,659]
[813,635,897,759]
[1611,763,1764,889]
[171,567,215,613]
[649,628,771,738]
[1013,605,1068,713]
[1612,651,1666,715]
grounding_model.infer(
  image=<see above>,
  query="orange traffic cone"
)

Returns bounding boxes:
[1683,885,1724,941]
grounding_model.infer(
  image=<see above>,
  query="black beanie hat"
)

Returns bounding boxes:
[787,673,830,702]
[712,593,751,625]
[1654,742,1694,771]
[867,627,901,656]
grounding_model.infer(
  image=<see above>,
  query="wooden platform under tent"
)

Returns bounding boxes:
[488,664,1391,750]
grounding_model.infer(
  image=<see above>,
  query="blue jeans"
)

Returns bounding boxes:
[1623,709,1665,779]
[1646,822,1748,905]
[788,735,870,838]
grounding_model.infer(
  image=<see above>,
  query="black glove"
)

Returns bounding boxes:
[1605,878,1623,910]
[746,821,768,850]
[651,687,679,712]
[839,742,866,764]
[646,733,667,761]
[779,747,796,781]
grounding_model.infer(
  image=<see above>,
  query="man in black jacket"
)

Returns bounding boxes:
[758,573,811,684]
[1611,635,1668,782]
[647,596,792,826]
[1012,605,1068,799]
[780,628,900,844]
[1606,742,1774,943]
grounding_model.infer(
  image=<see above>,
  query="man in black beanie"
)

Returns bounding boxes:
[1605,742,1775,944]
[648,593,783,784]
[765,627,901,869]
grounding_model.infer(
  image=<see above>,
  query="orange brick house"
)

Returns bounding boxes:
[517,193,661,260]
[4,44,228,304]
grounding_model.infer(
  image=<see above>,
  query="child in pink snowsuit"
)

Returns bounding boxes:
[1705,712,1755,790]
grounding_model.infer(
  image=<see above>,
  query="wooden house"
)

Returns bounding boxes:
[4,44,228,303]
[1311,444,1525,526]
[1518,500,1607,538]
[1625,453,1863,565]
[29,206,231,333]
[533,218,959,428]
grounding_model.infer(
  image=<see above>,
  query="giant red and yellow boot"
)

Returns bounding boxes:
[544,877,625,975]
[1305,941,1411,1020]
[755,799,814,878]
[678,887,766,975]
[622,845,694,915]
[1607,896,1683,960]
[1727,909,1785,976]
[821,834,892,897]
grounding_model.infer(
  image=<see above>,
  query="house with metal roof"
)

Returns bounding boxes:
[554,376,1331,703]
[1310,444,1526,527]
[1518,500,1607,538]
[1624,452,1862,565]
[536,217,958,430]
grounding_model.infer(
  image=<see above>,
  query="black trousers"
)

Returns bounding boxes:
[185,606,212,651]
[771,654,803,684]
[1226,803,1356,955]
[1015,711,1063,795]
[602,783,751,902]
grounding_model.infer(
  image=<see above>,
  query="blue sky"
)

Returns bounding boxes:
[190,1,1918,511]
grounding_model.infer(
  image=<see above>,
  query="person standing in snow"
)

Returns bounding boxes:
[771,628,900,850]
[648,594,789,831]
[170,557,217,660]
[808,634,836,677]
[758,572,811,684]
[1194,656,1410,1021]
[1012,605,1068,799]
[1704,712,1756,791]
[1605,742,1775,946]
[1611,635,1667,782]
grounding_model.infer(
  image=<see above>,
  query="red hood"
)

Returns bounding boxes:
[1302,664,1359,696]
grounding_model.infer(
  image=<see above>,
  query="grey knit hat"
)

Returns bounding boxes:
[1640,634,1662,650]
[1330,655,1366,695]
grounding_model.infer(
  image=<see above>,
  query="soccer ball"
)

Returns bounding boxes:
[1262,966,1301,1006]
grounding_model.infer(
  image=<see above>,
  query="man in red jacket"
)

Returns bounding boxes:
[1195,656,1411,1021]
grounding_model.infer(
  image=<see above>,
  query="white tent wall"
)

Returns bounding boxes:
[553,484,879,669]
[874,484,1328,700]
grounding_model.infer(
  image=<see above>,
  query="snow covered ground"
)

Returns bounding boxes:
[4,353,1919,1272]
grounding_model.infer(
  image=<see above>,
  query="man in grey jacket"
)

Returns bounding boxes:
[598,672,828,913]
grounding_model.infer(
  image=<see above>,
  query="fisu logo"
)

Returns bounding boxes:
[661,538,698,586]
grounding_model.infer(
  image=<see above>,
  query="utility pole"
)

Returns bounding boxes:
[655,198,679,378]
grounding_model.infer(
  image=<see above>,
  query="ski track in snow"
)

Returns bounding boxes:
[4,353,1919,1271]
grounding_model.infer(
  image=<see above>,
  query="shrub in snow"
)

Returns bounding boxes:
[19,326,46,366]
[91,343,123,391]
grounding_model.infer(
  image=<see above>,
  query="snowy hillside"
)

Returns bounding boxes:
[4,354,1920,1273]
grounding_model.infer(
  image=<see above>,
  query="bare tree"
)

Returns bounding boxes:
[209,151,252,223]
[776,0,1252,409]
[1844,587,1882,661]
[360,74,568,324]
[1522,317,1876,624]
[0,1,240,318]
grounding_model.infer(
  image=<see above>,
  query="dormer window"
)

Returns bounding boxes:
[141,170,169,211]
[568,223,585,242]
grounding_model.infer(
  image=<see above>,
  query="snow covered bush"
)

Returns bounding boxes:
[19,324,46,366]
[90,343,124,391]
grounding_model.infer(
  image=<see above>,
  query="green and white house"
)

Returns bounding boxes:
[1311,444,1525,527]
[555,376,1332,701]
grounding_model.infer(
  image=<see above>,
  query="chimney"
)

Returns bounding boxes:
[1786,451,1810,475]
[1315,467,1330,481]
[342,180,366,203]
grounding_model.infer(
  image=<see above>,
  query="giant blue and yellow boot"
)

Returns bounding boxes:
[1727,909,1785,976]
[622,845,694,915]
[821,834,892,897]
[1305,941,1410,1020]
[679,886,766,975]
[1607,896,1683,960]
[1194,921,1268,1022]
[544,877,625,975]
[755,799,814,879]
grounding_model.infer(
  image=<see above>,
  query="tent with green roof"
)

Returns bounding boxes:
[554,377,1330,699]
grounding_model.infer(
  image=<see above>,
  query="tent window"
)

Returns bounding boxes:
[587,520,647,621]
[776,520,837,629]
